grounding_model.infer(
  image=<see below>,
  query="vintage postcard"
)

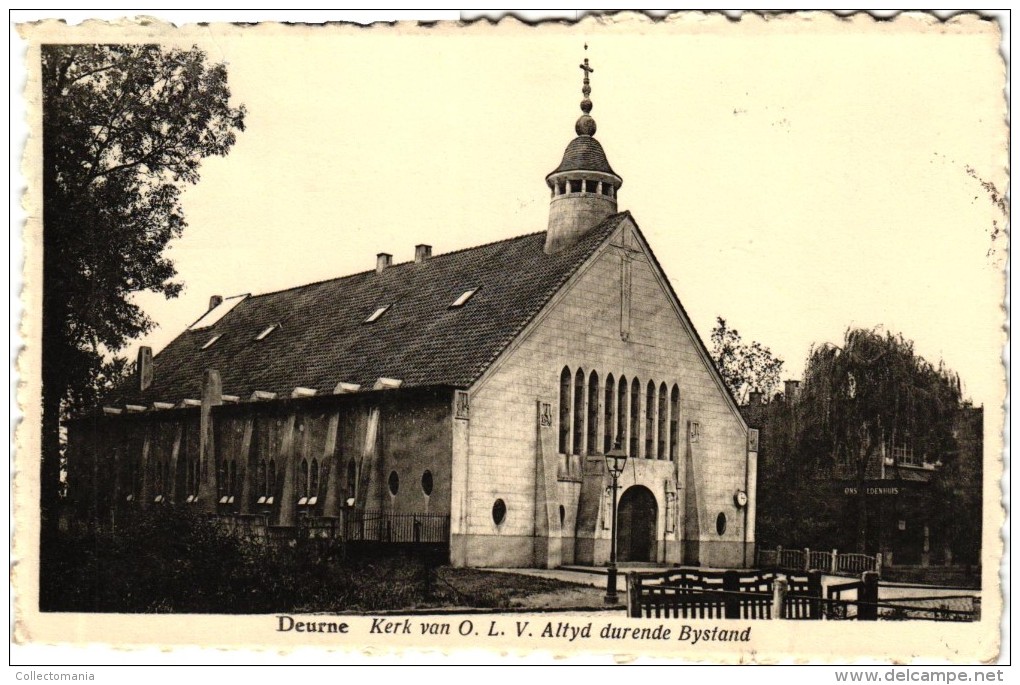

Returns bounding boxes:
[12,12,1008,664]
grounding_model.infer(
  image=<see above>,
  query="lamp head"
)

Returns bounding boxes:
[605,436,628,477]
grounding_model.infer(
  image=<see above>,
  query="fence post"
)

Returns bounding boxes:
[626,575,642,618]
[807,570,822,620]
[859,571,879,621]
[831,549,838,574]
[723,570,740,619]
[771,576,788,620]
[776,545,783,570]
[972,596,981,622]
[875,552,883,578]
[804,548,811,571]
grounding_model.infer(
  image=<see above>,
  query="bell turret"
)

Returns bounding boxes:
[544,47,623,254]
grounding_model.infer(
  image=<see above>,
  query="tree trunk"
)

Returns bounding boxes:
[855,490,868,553]
[854,444,875,553]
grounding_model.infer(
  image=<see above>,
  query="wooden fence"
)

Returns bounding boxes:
[626,569,824,620]
[757,546,882,577]
[626,569,979,622]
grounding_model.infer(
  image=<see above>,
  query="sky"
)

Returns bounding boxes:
[22,12,1009,409]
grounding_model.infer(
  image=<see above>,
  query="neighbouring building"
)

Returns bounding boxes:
[65,55,758,569]
[743,382,983,573]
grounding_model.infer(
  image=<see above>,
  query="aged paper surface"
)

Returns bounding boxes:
[13,12,1007,664]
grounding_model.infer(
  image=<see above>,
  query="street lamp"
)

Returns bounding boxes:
[604,438,628,604]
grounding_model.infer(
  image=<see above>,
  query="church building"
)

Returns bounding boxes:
[66,54,758,569]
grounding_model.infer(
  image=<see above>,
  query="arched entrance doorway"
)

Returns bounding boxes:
[617,485,657,562]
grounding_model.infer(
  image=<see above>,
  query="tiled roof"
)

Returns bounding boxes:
[114,213,630,406]
[547,136,619,178]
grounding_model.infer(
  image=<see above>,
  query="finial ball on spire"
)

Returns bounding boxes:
[580,98,593,114]
[575,115,597,136]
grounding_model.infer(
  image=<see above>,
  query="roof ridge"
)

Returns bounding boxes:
[241,229,550,301]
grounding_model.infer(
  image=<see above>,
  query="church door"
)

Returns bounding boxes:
[617,485,657,562]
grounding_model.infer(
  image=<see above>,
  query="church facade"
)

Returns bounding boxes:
[65,56,758,570]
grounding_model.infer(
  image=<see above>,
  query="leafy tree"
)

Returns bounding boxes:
[797,328,962,552]
[710,317,784,403]
[41,44,246,527]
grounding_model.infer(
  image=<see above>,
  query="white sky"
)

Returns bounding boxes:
[23,12,1010,409]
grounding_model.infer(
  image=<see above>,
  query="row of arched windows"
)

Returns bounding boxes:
[551,178,615,198]
[558,366,681,461]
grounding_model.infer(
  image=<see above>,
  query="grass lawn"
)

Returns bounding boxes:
[41,512,611,613]
[422,568,609,611]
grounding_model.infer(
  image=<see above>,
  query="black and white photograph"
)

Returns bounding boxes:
[13,11,1007,666]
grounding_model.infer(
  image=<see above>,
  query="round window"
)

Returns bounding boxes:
[421,470,434,496]
[388,471,399,496]
[492,499,507,525]
[716,512,727,536]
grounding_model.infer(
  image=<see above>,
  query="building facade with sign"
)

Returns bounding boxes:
[65,58,757,569]
[743,385,983,574]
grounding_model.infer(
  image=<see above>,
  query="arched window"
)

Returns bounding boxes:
[218,460,228,499]
[298,458,309,503]
[573,369,585,456]
[153,459,163,497]
[646,380,656,459]
[126,458,139,502]
[187,450,199,500]
[219,459,238,504]
[558,367,571,454]
[256,460,268,503]
[604,374,615,454]
[155,459,168,501]
[346,459,358,501]
[629,377,640,458]
[670,385,680,461]
[658,382,668,459]
[587,371,599,455]
[617,376,627,453]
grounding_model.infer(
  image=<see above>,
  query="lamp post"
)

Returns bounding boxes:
[604,439,628,604]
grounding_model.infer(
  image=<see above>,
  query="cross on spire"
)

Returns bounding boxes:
[579,44,593,100]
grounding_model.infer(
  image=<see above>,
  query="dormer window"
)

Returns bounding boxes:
[255,324,278,341]
[201,335,221,350]
[450,288,478,308]
[364,305,390,323]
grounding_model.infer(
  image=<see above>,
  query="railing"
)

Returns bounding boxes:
[778,547,805,571]
[344,511,450,544]
[757,546,882,577]
[837,552,879,576]
[210,511,450,545]
[809,550,833,571]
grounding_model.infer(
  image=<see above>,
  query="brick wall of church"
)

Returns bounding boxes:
[458,222,752,568]
[65,388,454,532]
